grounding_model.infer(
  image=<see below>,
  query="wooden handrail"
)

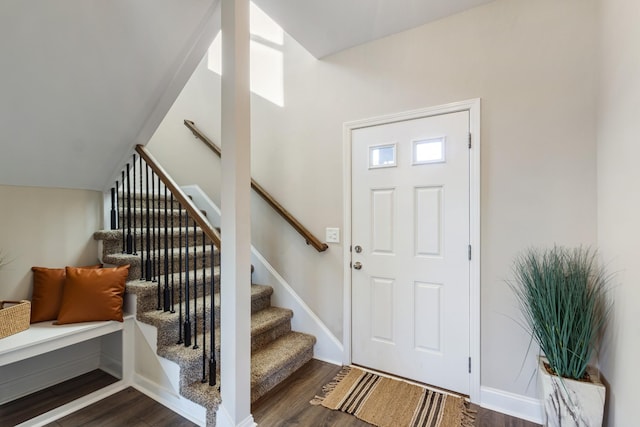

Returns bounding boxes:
[184,119,328,252]
[135,144,221,249]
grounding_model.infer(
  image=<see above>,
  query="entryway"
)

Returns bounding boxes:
[343,100,480,401]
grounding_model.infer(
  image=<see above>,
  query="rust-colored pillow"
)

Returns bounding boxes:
[30,264,102,323]
[56,265,130,325]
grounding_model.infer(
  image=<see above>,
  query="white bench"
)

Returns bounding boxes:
[0,314,134,426]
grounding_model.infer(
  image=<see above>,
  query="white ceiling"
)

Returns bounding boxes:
[0,0,219,190]
[0,0,494,190]
[253,0,496,58]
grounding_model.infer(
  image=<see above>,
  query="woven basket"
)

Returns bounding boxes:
[0,300,31,339]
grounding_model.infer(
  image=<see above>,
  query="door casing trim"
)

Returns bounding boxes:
[342,98,481,403]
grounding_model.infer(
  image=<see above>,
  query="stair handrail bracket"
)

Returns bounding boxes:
[184,119,328,252]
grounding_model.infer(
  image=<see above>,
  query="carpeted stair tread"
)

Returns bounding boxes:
[125,267,220,291]
[250,307,293,337]
[123,269,220,312]
[103,244,218,265]
[95,227,208,242]
[157,303,293,360]
[181,379,221,411]
[103,245,219,282]
[158,333,213,365]
[116,191,183,208]
[250,331,316,402]
[132,284,271,334]
[141,299,290,338]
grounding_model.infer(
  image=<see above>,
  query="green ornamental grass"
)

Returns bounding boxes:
[511,246,611,380]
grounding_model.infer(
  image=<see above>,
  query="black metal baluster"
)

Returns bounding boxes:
[177,204,184,345]
[145,165,152,281]
[139,159,144,280]
[209,242,216,386]
[120,173,125,253]
[184,210,192,347]
[126,162,132,254]
[201,230,207,383]
[132,154,137,255]
[156,175,162,282]
[170,194,176,314]
[193,220,199,350]
[163,186,170,312]
[110,187,117,230]
[152,174,160,310]
[139,154,143,256]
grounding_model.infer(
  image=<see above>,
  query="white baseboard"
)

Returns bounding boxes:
[0,342,101,405]
[15,380,129,427]
[133,373,207,426]
[182,185,344,364]
[480,386,543,424]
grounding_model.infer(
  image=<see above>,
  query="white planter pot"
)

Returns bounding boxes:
[538,357,606,427]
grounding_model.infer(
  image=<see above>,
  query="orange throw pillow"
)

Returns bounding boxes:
[56,265,130,325]
[30,265,101,323]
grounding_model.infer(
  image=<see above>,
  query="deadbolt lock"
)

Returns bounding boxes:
[354,245,362,253]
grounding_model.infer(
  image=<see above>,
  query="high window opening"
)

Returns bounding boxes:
[207,2,284,107]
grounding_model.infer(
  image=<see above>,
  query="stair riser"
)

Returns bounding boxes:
[105,250,218,282]
[251,347,313,402]
[252,322,292,352]
[131,283,218,314]
[140,304,219,349]
[101,230,211,258]
[116,193,182,209]
[117,209,202,230]
[127,275,219,312]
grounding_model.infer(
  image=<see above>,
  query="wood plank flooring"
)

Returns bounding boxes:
[252,359,541,427]
[0,369,118,426]
[1,361,541,426]
[46,387,197,427]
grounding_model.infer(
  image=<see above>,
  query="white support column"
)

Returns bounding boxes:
[218,0,253,426]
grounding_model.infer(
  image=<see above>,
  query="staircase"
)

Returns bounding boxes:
[94,177,316,425]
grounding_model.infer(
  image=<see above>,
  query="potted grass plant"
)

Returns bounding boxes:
[510,246,611,427]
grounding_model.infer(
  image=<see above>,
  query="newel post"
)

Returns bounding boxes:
[218,0,253,425]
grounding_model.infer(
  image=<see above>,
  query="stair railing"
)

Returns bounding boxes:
[184,119,329,252]
[110,145,219,386]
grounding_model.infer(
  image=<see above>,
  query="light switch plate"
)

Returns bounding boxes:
[325,227,340,243]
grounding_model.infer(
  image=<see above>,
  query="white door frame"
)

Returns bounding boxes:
[342,98,481,403]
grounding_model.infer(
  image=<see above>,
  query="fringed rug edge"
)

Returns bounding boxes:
[309,365,352,406]
[460,400,477,427]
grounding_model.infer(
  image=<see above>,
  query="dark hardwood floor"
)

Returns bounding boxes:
[46,387,197,427]
[0,369,119,426]
[1,361,541,426]
[252,359,541,427]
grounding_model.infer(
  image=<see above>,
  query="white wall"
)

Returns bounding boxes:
[597,1,640,426]
[253,0,598,399]
[0,185,102,300]
[147,0,598,402]
[146,56,222,205]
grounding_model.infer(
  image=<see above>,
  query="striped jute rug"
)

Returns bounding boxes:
[311,366,475,427]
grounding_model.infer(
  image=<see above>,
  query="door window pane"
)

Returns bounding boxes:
[369,144,397,168]
[413,137,445,164]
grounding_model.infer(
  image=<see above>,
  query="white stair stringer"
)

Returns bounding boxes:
[128,294,207,426]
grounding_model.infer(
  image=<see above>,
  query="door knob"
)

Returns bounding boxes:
[353,262,363,270]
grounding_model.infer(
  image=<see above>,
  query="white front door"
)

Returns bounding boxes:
[351,110,470,394]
